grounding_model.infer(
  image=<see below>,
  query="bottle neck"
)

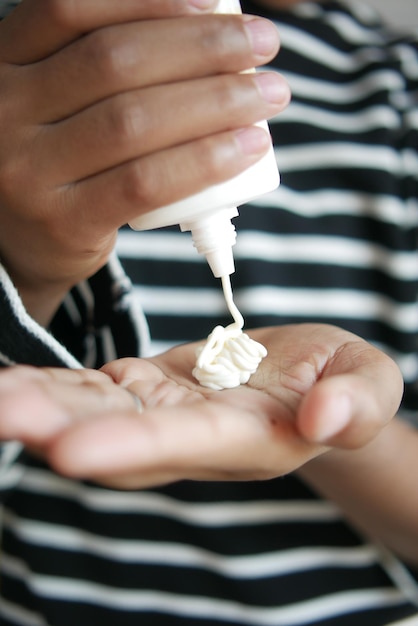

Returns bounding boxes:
[180,207,239,278]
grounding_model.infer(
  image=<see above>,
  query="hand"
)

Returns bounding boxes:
[0,0,289,324]
[0,324,403,489]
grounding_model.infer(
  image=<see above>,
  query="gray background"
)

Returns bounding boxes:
[362,0,417,29]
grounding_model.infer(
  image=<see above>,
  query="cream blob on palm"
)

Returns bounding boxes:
[193,324,267,390]
[193,276,267,390]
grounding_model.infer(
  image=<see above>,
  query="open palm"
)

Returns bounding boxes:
[0,324,402,489]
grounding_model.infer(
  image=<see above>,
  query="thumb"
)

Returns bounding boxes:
[296,351,403,449]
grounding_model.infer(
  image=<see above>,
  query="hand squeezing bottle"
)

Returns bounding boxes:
[130,0,279,389]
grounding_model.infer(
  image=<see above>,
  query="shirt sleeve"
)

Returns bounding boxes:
[0,253,146,370]
[49,253,148,368]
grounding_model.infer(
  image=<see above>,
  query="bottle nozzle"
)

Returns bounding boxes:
[180,207,238,278]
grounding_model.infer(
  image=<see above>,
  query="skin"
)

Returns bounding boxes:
[0,0,290,325]
[2,324,417,564]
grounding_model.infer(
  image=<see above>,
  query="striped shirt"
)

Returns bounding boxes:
[1,1,418,625]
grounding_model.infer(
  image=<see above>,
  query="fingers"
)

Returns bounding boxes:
[38,71,286,185]
[0,0,219,64]
[296,344,404,448]
[62,125,272,231]
[0,358,319,489]
[5,125,272,257]
[0,7,287,231]
[248,324,403,451]
[46,390,320,489]
[21,15,280,124]
[0,366,139,445]
[0,3,285,302]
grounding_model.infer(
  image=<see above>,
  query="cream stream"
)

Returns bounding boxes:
[193,276,267,390]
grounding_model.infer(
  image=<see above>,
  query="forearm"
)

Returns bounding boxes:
[298,417,418,565]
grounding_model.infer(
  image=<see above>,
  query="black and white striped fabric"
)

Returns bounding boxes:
[1,2,418,625]
[0,0,17,19]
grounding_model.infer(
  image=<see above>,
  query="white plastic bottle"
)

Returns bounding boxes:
[129,0,279,278]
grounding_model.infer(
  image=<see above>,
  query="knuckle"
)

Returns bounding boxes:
[200,19,233,60]
[215,74,246,113]
[105,95,145,147]
[122,159,160,209]
[197,16,249,69]
[0,154,25,201]
[83,29,125,86]
[194,135,234,184]
[43,0,81,29]
[196,148,220,183]
[0,121,44,185]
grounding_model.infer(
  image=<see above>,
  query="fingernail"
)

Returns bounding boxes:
[188,0,216,10]
[235,126,270,156]
[255,72,289,104]
[315,394,352,442]
[244,16,279,57]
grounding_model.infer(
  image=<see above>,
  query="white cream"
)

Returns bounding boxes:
[193,276,267,390]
